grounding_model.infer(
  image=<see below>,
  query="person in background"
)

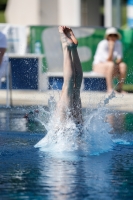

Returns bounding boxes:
[0,31,8,89]
[92,27,127,93]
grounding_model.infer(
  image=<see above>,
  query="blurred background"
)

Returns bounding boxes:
[0,0,128,27]
[0,0,133,93]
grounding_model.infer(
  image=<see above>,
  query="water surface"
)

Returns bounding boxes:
[0,107,133,200]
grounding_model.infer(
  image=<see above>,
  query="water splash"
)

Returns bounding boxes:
[99,90,116,107]
[34,77,133,155]
[98,79,125,108]
[34,93,114,155]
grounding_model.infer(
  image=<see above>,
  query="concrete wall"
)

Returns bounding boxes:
[5,0,101,27]
[58,0,81,26]
[40,0,58,25]
[81,0,101,26]
[5,0,40,25]
[40,0,101,27]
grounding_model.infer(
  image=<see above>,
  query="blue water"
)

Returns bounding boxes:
[0,107,133,199]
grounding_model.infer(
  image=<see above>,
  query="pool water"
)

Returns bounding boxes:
[0,107,133,200]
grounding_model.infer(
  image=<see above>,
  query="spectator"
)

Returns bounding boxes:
[0,31,8,89]
[92,27,127,93]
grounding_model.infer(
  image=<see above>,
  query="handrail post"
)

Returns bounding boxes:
[6,61,10,108]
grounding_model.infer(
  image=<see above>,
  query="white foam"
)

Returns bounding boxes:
[34,103,114,155]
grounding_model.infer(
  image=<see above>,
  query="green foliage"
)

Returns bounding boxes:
[0,0,7,22]
[121,4,127,28]
[0,11,6,23]
[0,0,7,10]
[123,84,133,92]
[0,0,8,5]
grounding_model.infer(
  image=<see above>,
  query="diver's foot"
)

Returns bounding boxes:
[58,26,78,48]
[58,26,73,45]
[64,27,78,45]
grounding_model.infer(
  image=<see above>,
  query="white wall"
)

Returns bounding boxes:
[5,0,40,25]
[40,0,58,25]
[58,0,81,26]
[5,0,101,27]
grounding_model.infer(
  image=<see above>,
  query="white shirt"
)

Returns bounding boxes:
[0,31,7,48]
[93,39,123,65]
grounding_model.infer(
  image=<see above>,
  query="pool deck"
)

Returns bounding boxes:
[0,90,133,112]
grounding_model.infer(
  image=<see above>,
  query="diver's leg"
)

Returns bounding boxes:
[56,26,75,121]
[71,47,83,124]
[64,28,83,123]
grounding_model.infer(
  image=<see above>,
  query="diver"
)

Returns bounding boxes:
[24,26,83,127]
[55,26,83,124]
